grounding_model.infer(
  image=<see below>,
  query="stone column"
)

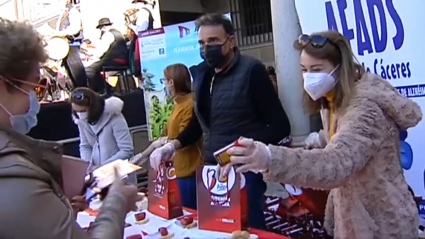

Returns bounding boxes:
[270,0,310,146]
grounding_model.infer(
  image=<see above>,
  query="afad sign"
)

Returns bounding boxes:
[295,0,425,217]
[325,0,410,80]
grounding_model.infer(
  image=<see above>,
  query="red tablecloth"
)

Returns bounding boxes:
[85,207,287,239]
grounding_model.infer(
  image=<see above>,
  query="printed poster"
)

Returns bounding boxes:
[295,0,425,217]
[138,14,230,140]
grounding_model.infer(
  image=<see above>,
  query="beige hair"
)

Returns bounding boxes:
[294,30,365,114]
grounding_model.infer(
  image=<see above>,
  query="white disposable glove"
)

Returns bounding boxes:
[225,137,272,174]
[149,143,176,171]
[130,152,148,166]
[304,132,321,149]
[151,137,167,149]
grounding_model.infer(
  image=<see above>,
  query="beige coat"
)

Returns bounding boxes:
[0,125,127,239]
[265,74,422,239]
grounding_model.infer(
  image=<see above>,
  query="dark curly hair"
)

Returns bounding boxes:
[0,18,48,90]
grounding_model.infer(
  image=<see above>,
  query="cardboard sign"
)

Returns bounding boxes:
[92,159,141,189]
[62,155,89,199]
[147,161,183,219]
[197,165,248,233]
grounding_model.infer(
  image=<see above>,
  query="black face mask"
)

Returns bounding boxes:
[201,38,230,68]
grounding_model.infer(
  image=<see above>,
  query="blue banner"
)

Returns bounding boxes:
[139,15,230,140]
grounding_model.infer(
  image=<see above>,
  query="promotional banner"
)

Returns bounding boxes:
[139,14,230,140]
[295,0,425,216]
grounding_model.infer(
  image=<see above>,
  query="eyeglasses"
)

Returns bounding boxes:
[160,78,170,84]
[5,77,49,101]
[298,34,336,48]
[71,91,85,100]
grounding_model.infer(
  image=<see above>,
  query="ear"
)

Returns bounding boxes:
[228,35,236,49]
[168,78,174,86]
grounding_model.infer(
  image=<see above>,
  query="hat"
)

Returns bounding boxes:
[132,0,156,6]
[96,18,113,29]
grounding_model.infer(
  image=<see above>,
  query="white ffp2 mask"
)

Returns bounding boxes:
[303,67,338,101]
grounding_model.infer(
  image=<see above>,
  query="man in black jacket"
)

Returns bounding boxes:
[150,13,291,229]
[85,18,129,94]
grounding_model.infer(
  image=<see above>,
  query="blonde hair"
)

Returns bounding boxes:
[294,30,365,114]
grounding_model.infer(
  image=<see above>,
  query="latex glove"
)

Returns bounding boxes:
[130,152,148,166]
[151,137,167,149]
[215,163,232,181]
[304,132,321,149]
[149,143,176,171]
[226,137,272,174]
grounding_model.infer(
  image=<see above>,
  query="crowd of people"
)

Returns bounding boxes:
[47,0,157,96]
[0,8,422,239]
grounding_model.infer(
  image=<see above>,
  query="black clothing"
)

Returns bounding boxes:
[141,7,154,30]
[180,50,290,230]
[63,46,87,88]
[179,51,291,164]
[86,29,129,94]
[59,6,87,88]
[100,29,129,64]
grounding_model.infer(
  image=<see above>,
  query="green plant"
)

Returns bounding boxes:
[149,97,174,139]
[142,68,155,92]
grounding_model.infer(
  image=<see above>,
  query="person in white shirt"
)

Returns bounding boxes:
[56,0,88,88]
[132,0,156,32]
[85,18,129,95]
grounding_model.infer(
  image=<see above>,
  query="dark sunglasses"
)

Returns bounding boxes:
[71,91,86,100]
[298,34,336,48]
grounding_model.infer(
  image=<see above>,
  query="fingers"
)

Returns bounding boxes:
[149,152,158,169]
[229,155,248,165]
[111,166,123,188]
[221,164,233,178]
[227,146,250,156]
[150,153,161,171]
[113,165,120,180]
[236,137,254,147]
[235,164,251,173]
[215,164,221,180]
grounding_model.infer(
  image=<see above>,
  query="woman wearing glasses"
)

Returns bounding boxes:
[224,31,421,238]
[70,87,134,170]
[0,18,140,238]
[131,63,203,209]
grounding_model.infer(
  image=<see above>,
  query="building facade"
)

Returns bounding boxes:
[0,0,275,67]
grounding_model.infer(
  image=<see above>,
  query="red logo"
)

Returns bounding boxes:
[178,26,190,38]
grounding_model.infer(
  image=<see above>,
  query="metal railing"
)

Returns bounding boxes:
[229,0,273,47]
[57,125,148,145]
